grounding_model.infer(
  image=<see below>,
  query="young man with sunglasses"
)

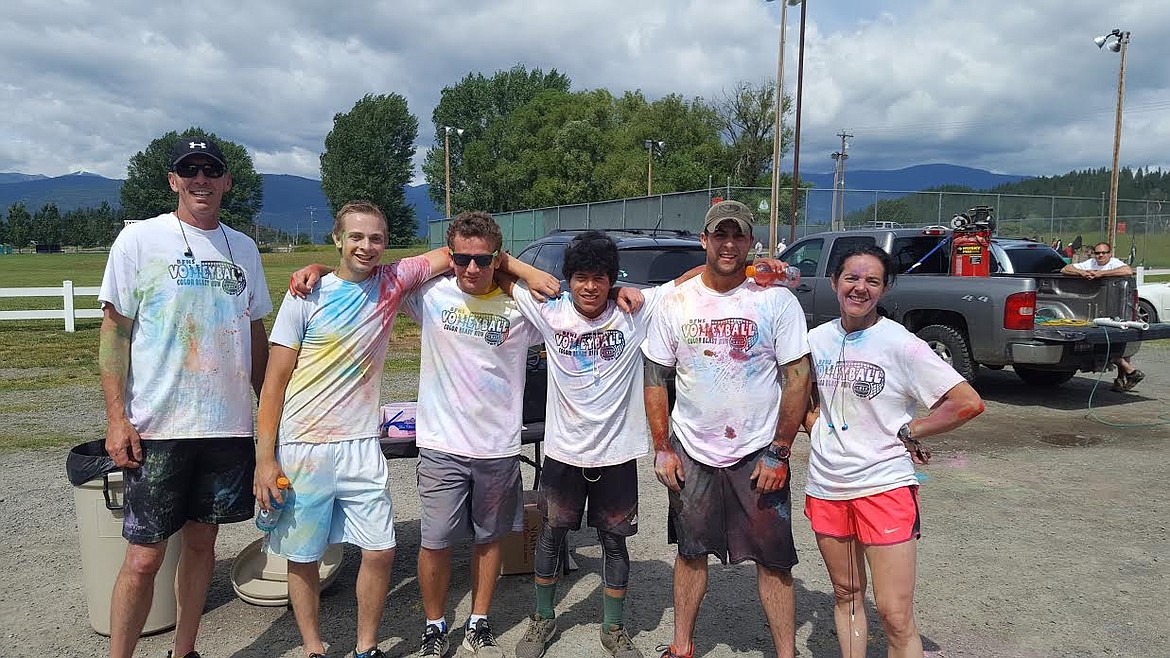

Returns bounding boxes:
[98,134,272,658]
[289,211,559,658]
[1060,242,1146,391]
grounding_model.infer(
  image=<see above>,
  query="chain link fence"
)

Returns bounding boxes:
[428,187,1169,264]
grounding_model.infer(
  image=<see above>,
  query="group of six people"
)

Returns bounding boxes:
[98,134,984,658]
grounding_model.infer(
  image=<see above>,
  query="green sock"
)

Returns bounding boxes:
[602,592,625,630]
[535,581,557,619]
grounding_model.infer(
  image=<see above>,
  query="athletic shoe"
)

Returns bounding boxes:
[355,647,388,658]
[462,619,504,658]
[420,624,450,658]
[515,615,558,658]
[1112,376,1128,392]
[655,644,692,658]
[166,652,201,658]
[1126,370,1145,387]
[601,625,642,658]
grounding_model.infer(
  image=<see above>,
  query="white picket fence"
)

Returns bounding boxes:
[1136,266,1170,285]
[0,280,102,332]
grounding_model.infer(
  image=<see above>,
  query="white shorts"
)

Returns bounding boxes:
[267,437,396,562]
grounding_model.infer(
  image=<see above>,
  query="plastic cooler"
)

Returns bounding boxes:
[69,441,181,636]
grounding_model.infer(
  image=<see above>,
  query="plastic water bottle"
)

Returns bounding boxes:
[255,475,291,533]
[746,262,801,288]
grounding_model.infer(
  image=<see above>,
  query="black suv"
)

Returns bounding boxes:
[514,228,707,424]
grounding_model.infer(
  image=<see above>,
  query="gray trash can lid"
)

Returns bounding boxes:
[67,440,119,486]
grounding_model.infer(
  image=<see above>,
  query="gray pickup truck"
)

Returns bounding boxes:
[779,228,1170,385]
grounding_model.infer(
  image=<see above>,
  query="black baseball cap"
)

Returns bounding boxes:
[170,134,227,169]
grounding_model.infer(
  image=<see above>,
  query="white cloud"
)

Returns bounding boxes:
[0,0,1167,183]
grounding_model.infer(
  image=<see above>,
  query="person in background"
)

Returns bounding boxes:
[804,245,984,658]
[643,200,812,658]
[1060,242,1145,391]
[98,134,271,658]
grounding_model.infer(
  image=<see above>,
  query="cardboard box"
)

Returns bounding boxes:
[500,490,541,575]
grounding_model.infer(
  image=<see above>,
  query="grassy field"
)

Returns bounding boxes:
[0,247,428,449]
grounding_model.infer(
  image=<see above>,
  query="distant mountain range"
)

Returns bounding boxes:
[0,163,1030,238]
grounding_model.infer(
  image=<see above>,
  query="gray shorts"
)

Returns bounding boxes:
[417,449,523,549]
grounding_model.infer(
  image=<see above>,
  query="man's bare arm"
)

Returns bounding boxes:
[775,355,813,449]
[644,356,685,492]
[254,345,298,510]
[99,306,140,468]
[250,320,269,398]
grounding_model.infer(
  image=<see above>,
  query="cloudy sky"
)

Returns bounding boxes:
[2,0,1167,183]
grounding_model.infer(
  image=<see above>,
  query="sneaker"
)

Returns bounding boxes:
[1112,376,1128,392]
[654,644,692,658]
[601,625,642,658]
[515,615,558,658]
[1126,370,1145,388]
[420,624,450,658]
[166,652,201,658]
[355,648,388,658]
[310,654,327,658]
[462,619,504,658]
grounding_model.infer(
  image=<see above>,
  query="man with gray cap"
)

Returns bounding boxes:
[642,200,811,658]
[98,133,271,658]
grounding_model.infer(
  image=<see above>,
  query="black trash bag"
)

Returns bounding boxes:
[67,440,118,486]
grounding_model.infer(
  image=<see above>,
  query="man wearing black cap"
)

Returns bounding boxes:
[642,200,811,658]
[98,133,272,658]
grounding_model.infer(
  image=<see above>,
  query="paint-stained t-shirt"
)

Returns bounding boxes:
[512,282,674,468]
[806,318,964,500]
[643,277,809,467]
[269,258,430,444]
[403,276,542,458]
[98,213,272,440]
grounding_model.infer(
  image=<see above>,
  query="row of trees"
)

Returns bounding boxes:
[0,202,123,248]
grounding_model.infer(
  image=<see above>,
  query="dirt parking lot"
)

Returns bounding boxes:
[1,343,1167,658]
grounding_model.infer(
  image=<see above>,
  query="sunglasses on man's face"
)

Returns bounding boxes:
[1093,251,1111,256]
[174,163,226,179]
[449,249,498,268]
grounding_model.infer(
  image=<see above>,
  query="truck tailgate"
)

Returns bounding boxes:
[1035,322,1170,345]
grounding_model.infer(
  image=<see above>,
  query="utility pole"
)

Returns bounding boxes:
[830,152,842,231]
[307,206,316,245]
[835,130,852,229]
[644,139,665,196]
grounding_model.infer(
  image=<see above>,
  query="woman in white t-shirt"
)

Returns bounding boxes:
[803,245,984,658]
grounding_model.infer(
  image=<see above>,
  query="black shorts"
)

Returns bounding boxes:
[666,435,797,571]
[122,437,256,544]
[539,457,638,536]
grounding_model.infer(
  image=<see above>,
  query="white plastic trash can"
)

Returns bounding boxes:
[72,467,182,636]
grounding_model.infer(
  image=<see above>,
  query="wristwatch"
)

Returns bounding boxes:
[897,423,913,442]
[766,444,791,462]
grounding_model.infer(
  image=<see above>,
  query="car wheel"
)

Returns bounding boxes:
[1137,299,1157,324]
[1013,367,1076,387]
[916,324,977,382]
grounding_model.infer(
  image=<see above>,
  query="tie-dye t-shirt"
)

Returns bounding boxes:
[403,277,542,459]
[269,257,431,444]
[643,277,810,468]
[512,282,674,468]
[98,213,272,440]
[806,317,964,500]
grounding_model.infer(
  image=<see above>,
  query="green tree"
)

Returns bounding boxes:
[716,80,793,187]
[320,93,419,246]
[423,65,573,214]
[33,203,64,245]
[120,127,264,230]
[6,203,33,248]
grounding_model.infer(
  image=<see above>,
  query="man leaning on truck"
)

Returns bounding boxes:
[1059,243,1145,391]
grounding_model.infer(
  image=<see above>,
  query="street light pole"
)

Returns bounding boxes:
[788,0,807,245]
[1095,29,1130,250]
[644,139,664,196]
[307,206,315,245]
[443,126,464,219]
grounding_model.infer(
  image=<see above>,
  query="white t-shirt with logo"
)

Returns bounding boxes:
[513,282,674,468]
[98,213,272,440]
[643,277,810,467]
[269,258,430,444]
[404,277,542,459]
[806,317,965,500]
[1073,257,1127,271]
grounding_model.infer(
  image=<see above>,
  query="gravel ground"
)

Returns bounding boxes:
[1,348,1167,658]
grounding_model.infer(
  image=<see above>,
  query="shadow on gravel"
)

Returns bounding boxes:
[972,368,1154,411]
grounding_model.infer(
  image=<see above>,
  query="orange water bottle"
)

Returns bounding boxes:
[255,475,291,533]
[746,262,800,288]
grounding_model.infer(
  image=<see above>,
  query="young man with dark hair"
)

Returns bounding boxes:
[99,134,272,658]
[643,201,812,658]
[504,231,707,658]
